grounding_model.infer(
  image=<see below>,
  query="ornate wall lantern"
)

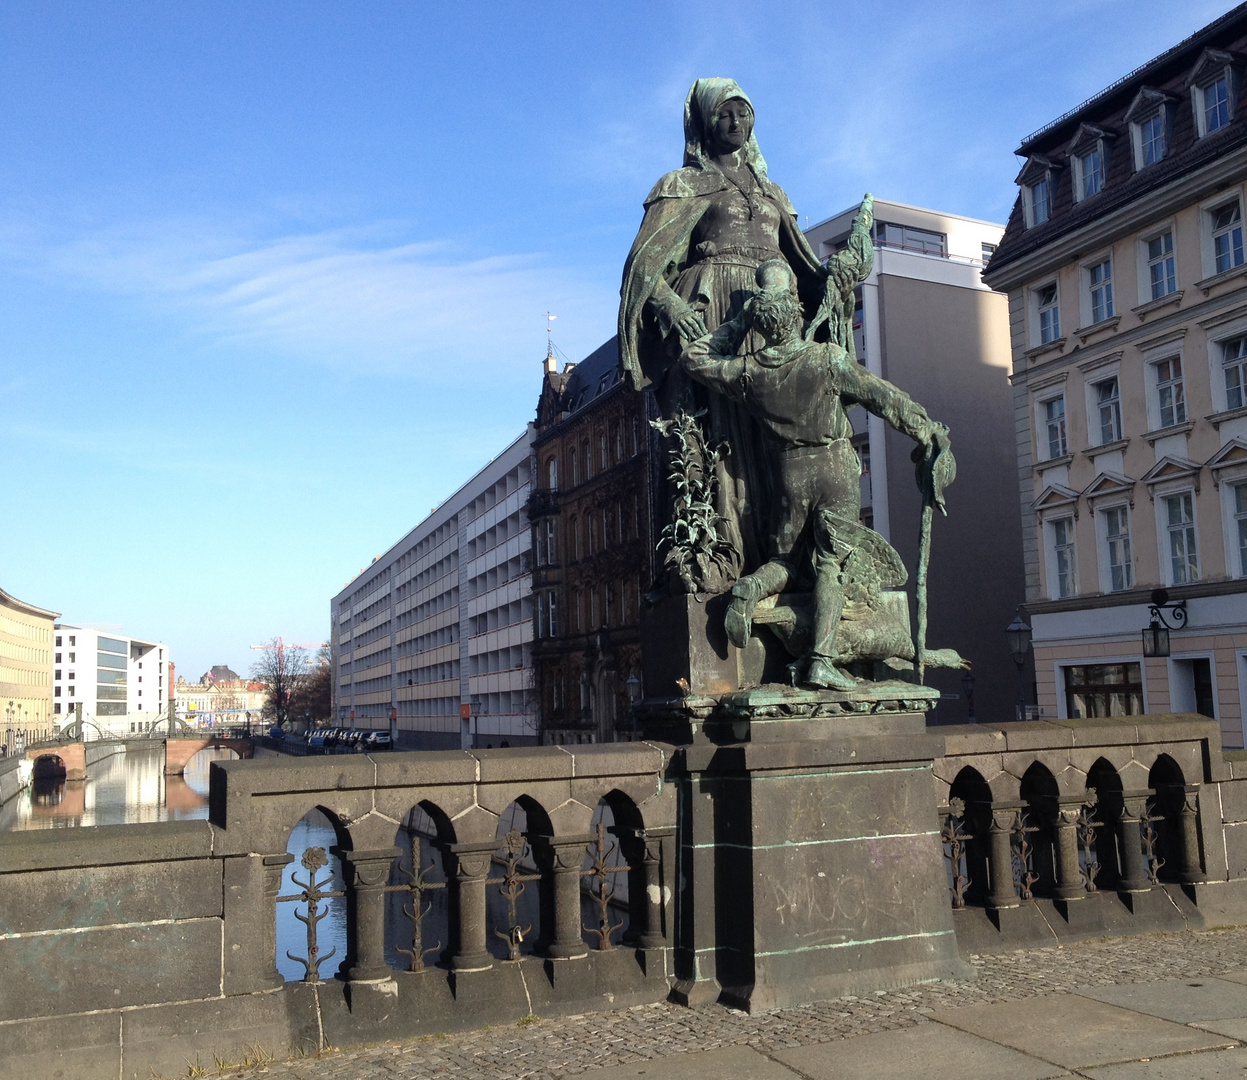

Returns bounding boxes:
[1142,588,1188,658]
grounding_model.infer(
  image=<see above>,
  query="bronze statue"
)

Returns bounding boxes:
[681,261,964,689]
[621,77,961,692]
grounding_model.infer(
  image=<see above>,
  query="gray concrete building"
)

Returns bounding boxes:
[331,428,537,749]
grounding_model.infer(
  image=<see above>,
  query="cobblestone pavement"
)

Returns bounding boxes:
[209,928,1247,1080]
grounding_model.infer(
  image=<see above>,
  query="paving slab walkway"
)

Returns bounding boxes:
[199,927,1247,1080]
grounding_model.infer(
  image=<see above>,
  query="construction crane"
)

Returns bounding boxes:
[249,637,328,665]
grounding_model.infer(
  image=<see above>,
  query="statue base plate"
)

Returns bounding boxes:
[635,681,940,744]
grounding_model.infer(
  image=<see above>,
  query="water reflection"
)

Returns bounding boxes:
[0,744,238,831]
[277,811,347,982]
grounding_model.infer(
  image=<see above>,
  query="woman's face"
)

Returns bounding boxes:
[708,98,753,155]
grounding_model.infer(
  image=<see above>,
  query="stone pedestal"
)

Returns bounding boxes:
[650,684,965,1012]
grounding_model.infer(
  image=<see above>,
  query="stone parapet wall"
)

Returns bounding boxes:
[0,743,677,1080]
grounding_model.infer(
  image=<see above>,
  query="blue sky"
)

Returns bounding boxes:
[0,0,1231,678]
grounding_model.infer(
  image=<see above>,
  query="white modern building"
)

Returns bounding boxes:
[803,200,1023,722]
[52,624,168,737]
[331,427,538,749]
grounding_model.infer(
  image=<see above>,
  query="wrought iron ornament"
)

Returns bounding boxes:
[277,846,345,982]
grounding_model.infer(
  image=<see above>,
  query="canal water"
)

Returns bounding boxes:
[0,744,629,981]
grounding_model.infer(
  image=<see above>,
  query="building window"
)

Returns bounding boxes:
[1139,112,1166,166]
[546,457,558,491]
[1201,74,1231,135]
[53,703,61,714]
[582,439,591,478]
[1212,202,1244,274]
[54,669,61,680]
[1041,396,1067,459]
[981,242,997,264]
[547,591,559,637]
[574,588,583,631]
[1052,517,1077,598]
[1028,177,1051,226]
[570,448,579,486]
[1087,259,1114,323]
[614,423,623,463]
[1093,376,1122,443]
[1147,232,1177,299]
[1065,662,1143,718]
[1224,336,1247,410]
[1164,492,1199,585]
[1234,483,1247,577]
[632,418,641,456]
[1037,283,1060,344]
[54,686,61,697]
[544,519,557,565]
[1077,147,1105,200]
[569,516,579,560]
[599,432,609,470]
[1154,356,1186,428]
[1104,505,1133,591]
[874,221,946,256]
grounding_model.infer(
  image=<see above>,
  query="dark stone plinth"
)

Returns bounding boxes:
[672,718,967,1012]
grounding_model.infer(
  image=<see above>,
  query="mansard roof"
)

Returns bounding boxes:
[986,4,1247,281]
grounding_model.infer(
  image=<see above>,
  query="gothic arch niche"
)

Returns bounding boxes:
[949,766,992,906]
[1020,763,1060,897]
[277,806,350,983]
[487,798,553,961]
[1148,754,1188,883]
[1087,758,1125,890]
[583,792,641,949]
[384,801,455,972]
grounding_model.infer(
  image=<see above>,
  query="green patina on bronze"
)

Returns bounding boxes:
[621,77,964,693]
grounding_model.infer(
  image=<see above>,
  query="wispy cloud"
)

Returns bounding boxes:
[0,215,618,379]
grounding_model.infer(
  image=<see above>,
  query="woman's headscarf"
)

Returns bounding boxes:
[682,77,769,178]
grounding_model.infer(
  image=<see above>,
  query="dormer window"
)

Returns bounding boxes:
[1125,87,1173,170]
[1016,155,1058,229]
[1030,177,1051,224]
[1188,48,1237,139]
[1067,125,1112,203]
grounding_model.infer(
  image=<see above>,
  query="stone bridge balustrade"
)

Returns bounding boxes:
[932,713,1234,950]
[205,741,677,1037]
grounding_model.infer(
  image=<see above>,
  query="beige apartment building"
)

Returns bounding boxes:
[984,5,1247,746]
[0,585,59,743]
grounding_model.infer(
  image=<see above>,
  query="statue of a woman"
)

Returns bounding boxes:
[619,77,871,584]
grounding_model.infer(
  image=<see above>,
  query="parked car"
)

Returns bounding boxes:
[366,731,392,750]
[307,733,326,749]
[268,725,285,740]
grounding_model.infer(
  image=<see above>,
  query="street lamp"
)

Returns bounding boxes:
[625,672,642,741]
[1005,612,1032,721]
[471,696,482,750]
[959,670,976,721]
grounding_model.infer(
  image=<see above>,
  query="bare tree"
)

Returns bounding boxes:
[288,647,332,723]
[249,638,309,729]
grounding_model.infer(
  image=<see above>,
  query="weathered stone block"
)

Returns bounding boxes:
[120,990,292,1079]
[0,1010,120,1080]
[0,819,212,873]
[0,858,221,934]
[0,918,223,1022]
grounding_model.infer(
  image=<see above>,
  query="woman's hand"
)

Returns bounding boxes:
[674,307,708,341]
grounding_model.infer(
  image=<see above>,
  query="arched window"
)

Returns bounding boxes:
[582,439,592,479]
[570,448,579,486]
[599,431,609,470]
[614,423,623,463]
[546,456,558,491]
[569,516,579,561]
